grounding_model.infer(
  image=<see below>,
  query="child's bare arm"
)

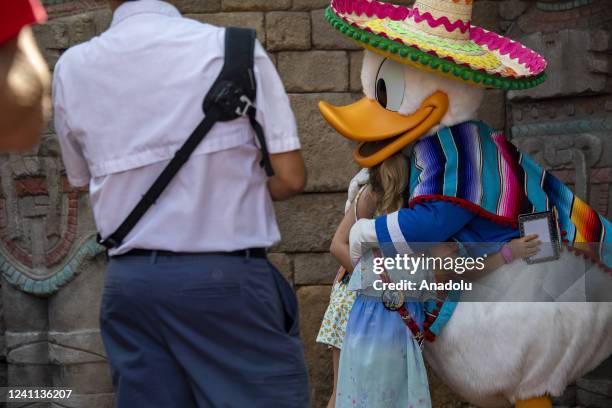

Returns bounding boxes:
[330,205,357,273]
[483,235,541,272]
[330,188,377,272]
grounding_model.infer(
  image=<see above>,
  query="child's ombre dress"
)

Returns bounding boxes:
[336,252,432,408]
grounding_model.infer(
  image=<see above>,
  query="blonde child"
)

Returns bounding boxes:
[316,153,540,407]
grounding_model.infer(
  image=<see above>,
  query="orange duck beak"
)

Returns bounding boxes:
[318,91,449,168]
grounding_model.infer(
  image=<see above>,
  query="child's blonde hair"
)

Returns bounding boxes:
[369,153,410,215]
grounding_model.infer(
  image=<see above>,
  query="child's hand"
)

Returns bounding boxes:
[508,235,541,259]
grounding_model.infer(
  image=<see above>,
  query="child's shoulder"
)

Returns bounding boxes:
[355,185,378,220]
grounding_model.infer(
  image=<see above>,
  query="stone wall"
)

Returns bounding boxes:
[0,1,610,407]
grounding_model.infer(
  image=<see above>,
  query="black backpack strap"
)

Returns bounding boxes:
[249,115,274,176]
[98,27,273,250]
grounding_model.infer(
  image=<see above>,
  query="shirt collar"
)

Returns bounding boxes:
[111,0,181,27]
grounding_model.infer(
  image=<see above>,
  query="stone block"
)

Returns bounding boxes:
[293,0,330,11]
[289,93,360,192]
[167,0,221,13]
[63,11,112,47]
[53,362,114,394]
[508,30,607,100]
[222,0,291,11]
[577,376,612,398]
[499,0,529,22]
[577,383,612,408]
[297,285,333,408]
[589,53,612,74]
[591,29,612,52]
[48,254,106,332]
[2,279,47,331]
[3,330,49,352]
[294,253,339,285]
[349,51,364,92]
[34,9,111,52]
[8,363,52,387]
[311,9,362,50]
[0,361,6,390]
[478,89,506,130]
[33,20,70,50]
[48,330,107,364]
[553,384,577,406]
[268,252,294,284]
[92,8,113,33]
[6,333,48,364]
[266,12,311,51]
[278,51,349,92]
[186,12,265,44]
[471,1,501,32]
[273,193,345,252]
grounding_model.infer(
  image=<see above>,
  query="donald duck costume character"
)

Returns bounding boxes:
[318,1,612,407]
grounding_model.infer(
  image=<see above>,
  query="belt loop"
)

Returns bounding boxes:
[150,250,159,265]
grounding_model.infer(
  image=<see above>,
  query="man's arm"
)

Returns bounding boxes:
[0,27,50,151]
[267,150,307,201]
[251,39,305,201]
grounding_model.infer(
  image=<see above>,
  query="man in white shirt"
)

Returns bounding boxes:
[53,1,309,406]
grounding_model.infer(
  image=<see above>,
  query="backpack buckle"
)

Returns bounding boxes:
[97,233,121,250]
[236,95,255,117]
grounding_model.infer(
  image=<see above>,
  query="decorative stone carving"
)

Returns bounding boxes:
[512,118,606,203]
[513,126,603,166]
[0,139,104,296]
[508,29,611,100]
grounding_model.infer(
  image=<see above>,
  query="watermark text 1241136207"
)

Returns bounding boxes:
[2,387,74,403]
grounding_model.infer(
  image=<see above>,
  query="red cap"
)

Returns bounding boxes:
[0,0,48,45]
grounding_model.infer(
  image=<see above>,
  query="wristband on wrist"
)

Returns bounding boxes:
[501,244,513,264]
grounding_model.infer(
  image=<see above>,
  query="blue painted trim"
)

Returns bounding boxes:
[536,0,596,12]
[0,235,105,297]
[511,116,612,138]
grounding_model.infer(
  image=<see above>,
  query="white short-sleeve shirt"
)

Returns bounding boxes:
[53,0,300,255]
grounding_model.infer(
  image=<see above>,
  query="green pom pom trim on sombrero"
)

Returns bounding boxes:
[325,7,546,91]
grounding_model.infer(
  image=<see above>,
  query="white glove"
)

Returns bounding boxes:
[349,218,377,266]
[345,168,370,214]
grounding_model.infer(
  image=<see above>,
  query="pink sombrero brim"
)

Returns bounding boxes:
[328,0,548,90]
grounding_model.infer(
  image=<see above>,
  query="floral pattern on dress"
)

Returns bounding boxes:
[316,275,357,349]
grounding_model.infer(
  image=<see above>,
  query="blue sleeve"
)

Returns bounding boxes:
[375,201,475,257]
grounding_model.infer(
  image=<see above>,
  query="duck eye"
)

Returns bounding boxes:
[375,58,405,112]
[376,78,387,109]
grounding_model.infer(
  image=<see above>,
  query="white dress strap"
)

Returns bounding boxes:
[353,185,368,222]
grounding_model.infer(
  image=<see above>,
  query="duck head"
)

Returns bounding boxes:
[319,50,484,167]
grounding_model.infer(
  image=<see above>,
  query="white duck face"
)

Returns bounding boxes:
[320,50,484,167]
[362,51,484,132]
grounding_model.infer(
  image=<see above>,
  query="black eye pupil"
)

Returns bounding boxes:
[376,78,387,109]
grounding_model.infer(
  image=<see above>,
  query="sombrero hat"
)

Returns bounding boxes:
[327,0,547,90]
